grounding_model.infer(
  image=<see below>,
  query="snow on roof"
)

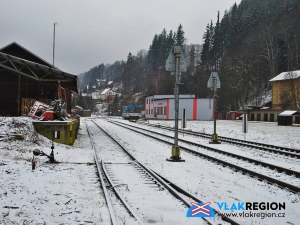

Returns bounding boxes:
[100,88,110,94]
[269,70,300,82]
[107,81,113,85]
[278,110,300,116]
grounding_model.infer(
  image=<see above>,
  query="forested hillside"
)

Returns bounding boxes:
[79,0,300,110]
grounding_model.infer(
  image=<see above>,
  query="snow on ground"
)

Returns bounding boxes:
[145,119,300,150]
[100,118,300,225]
[0,117,110,224]
[0,116,299,225]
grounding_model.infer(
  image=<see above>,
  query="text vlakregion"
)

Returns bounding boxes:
[217,202,285,211]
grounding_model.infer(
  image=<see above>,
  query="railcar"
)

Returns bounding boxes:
[122,105,142,121]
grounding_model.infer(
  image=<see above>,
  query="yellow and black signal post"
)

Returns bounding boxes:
[165,46,186,162]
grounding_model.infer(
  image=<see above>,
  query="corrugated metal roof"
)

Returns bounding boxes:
[0,42,54,68]
[0,51,78,92]
[270,70,300,82]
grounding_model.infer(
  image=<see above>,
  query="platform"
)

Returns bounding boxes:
[32,120,79,146]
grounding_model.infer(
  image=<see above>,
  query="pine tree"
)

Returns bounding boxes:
[188,45,196,75]
[175,24,185,47]
[201,24,211,71]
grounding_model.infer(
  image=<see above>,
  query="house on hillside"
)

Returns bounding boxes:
[107,81,114,88]
[91,92,101,100]
[100,88,121,101]
[269,71,300,110]
[244,71,300,124]
[96,79,107,88]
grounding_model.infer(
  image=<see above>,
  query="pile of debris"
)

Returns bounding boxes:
[27,85,71,121]
[0,117,38,142]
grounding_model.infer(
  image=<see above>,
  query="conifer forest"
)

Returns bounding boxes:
[78,0,300,111]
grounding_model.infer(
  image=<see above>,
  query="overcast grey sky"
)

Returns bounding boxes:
[0,0,241,75]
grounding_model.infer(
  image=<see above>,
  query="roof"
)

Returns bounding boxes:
[100,88,111,94]
[145,94,196,99]
[0,42,54,67]
[269,70,300,82]
[278,110,300,116]
[0,45,78,92]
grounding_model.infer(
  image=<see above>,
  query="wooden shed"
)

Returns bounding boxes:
[277,110,300,126]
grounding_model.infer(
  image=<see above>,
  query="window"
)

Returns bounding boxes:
[134,107,141,113]
[257,114,261,121]
[53,130,60,139]
[158,107,162,115]
[264,113,268,121]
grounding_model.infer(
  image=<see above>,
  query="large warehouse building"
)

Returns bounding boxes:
[145,94,214,120]
[0,42,78,116]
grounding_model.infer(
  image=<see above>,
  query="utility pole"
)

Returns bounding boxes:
[53,22,57,66]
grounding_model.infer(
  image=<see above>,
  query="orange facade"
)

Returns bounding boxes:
[271,78,300,110]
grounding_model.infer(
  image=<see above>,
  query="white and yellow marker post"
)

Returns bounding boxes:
[208,72,221,144]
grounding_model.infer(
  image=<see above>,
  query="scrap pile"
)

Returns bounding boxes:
[28,85,70,121]
[0,117,38,142]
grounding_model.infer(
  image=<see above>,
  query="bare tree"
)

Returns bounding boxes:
[222,50,256,110]
[282,72,300,110]
[257,21,279,81]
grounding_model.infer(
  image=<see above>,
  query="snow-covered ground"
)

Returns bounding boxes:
[0,116,299,224]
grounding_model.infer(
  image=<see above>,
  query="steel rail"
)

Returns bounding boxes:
[137,121,300,157]
[115,121,300,178]
[86,124,118,225]
[151,170,240,225]
[86,125,118,225]
[101,161,144,225]
[92,120,239,225]
[110,120,300,193]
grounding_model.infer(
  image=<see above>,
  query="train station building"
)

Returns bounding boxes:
[144,94,214,120]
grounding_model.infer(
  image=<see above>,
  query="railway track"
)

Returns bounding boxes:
[107,119,300,193]
[137,120,300,158]
[86,119,240,225]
